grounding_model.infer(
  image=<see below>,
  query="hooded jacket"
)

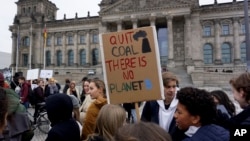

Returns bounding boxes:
[141,98,178,135]
[46,94,80,141]
[82,96,107,140]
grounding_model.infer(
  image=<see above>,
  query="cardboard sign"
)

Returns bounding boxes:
[26,69,39,80]
[40,70,53,78]
[100,26,164,104]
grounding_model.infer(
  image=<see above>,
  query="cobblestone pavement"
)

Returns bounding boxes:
[28,108,47,141]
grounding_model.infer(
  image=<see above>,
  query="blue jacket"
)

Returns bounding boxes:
[183,124,229,141]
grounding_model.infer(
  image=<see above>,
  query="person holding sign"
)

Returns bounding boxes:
[141,72,179,136]
[81,79,107,140]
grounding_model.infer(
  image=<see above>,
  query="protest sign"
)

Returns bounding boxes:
[27,69,39,80]
[100,26,164,104]
[40,70,53,78]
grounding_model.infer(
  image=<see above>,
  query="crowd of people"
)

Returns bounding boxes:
[0,70,250,141]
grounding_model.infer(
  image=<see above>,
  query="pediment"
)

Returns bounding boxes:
[100,0,194,15]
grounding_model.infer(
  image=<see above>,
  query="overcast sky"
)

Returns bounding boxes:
[0,0,243,54]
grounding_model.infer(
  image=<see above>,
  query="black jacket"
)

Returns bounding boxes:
[141,101,178,136]
[45,94,80,141]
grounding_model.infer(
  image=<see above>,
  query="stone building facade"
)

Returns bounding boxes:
[9,0,249,86]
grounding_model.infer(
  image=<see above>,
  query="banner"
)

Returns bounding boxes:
[100,26,164,104]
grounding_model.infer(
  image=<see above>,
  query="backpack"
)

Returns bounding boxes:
[28,86,36,105]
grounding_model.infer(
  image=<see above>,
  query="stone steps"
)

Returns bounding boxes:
[167,66,193,88]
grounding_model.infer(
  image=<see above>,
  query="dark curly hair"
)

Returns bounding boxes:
[211,90,236,117]
[177,87,216,126]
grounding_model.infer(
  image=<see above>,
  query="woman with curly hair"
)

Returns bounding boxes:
[174,87,229,141]
[211,90,236,118]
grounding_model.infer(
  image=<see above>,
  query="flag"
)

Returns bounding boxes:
[43,24,47,39]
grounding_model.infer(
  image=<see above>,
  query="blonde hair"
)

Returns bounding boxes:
[95,104,126,141]
[114,122,172,141]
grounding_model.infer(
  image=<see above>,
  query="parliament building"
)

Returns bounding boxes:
[9,0,249,86]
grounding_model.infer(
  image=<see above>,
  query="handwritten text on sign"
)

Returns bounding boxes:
[101,26,163,104]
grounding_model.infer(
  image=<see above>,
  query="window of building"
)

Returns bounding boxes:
[221,43,231,63]
[23,37,30,47]
[68,35,73,45]
[203,26,211,36]
[46,51,51,66]
[28,7,31,13]
[92,48,98,65]
[57,50,62,66]
[56,36,62,46]
[241,42,246,63]
[157,27,168,66]
[203,44,213,64]
[80,35,85,44]
[23,54,28,67]
[23,8,25,14]
[222,24,230,35]
[68,50,74,66]
[46,37,51,46]
[80,49,86,65]
[92,34,99,43]
[33,6,36,13]
[241,23,246,34]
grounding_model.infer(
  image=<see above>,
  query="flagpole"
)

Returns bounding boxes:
[43,24,47,70]
[16,25,19,72]
[29,24,32,70]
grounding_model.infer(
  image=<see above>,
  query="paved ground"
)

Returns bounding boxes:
[28,108,47,141]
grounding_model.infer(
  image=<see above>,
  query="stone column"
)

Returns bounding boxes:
[99,21,108,34]
[62,32,66,67]
[167,15,175,67]
[51,33,55,67]
[74,31,78,67]
[11,33,17,68]
[86,30,91,66]
[150,16,156,26]
[132,18,138,29]
[184,14,193,65]
[214,19,222,64]
[233,17,241,64]
[117,21,122,31]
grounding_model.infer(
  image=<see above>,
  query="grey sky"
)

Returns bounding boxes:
[0,0,242,54]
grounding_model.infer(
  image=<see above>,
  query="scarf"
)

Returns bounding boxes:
[49,84,58,94]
